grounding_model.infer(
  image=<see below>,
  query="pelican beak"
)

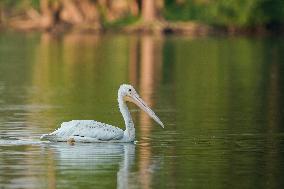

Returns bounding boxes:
[125,93,164,128]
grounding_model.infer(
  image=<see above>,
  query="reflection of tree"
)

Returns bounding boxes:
[264,42,283,188]
[28,33,130,134]
[129,35,163,189]
[46,149,56,189]
[128,36,139,87]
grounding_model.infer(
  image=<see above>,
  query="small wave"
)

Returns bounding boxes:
[0,137,49,146]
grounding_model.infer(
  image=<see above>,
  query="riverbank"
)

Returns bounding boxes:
[2,17,282,37]
[1,14,213,35]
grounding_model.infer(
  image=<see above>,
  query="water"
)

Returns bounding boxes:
[0,32,284,189]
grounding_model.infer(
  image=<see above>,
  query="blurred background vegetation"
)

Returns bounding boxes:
[164,0,284,27]
[0,0,283,34]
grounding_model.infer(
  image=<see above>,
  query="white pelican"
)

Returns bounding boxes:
[40,84,164,142]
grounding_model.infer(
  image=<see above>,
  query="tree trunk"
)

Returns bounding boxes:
[40,0,61,29]
[141,0,157,22]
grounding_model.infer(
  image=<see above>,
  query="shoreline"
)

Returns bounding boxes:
[0,18,283,37]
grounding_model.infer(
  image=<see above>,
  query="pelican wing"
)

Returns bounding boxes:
[41,120,124,142]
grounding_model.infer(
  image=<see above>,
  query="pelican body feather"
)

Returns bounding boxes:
[41,120,125,142]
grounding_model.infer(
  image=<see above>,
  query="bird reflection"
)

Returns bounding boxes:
[117,144,135,189]
[47,143,135,188]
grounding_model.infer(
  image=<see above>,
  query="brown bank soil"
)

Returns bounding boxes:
[1,16,280,37]
[4,16,213,36]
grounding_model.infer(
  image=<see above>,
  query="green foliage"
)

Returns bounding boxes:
[30,0,40,10]
[103,15,139,29]
[0,0,40,12]
[164,0,284,27]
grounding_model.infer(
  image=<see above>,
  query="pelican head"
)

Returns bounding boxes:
[118,84,164,128]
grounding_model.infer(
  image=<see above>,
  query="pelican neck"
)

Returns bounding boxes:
[118,95,135,135]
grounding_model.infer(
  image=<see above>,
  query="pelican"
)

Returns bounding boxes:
[40,84,164,142]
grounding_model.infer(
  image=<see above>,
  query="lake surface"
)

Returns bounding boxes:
[0,32,284,189]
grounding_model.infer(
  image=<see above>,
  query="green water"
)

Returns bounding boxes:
[0,32,284,189]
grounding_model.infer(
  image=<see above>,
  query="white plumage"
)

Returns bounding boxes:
[41,120,124,142]
[40,84,164,143]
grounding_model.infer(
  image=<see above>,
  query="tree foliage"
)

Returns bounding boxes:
[164,0,284,27]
